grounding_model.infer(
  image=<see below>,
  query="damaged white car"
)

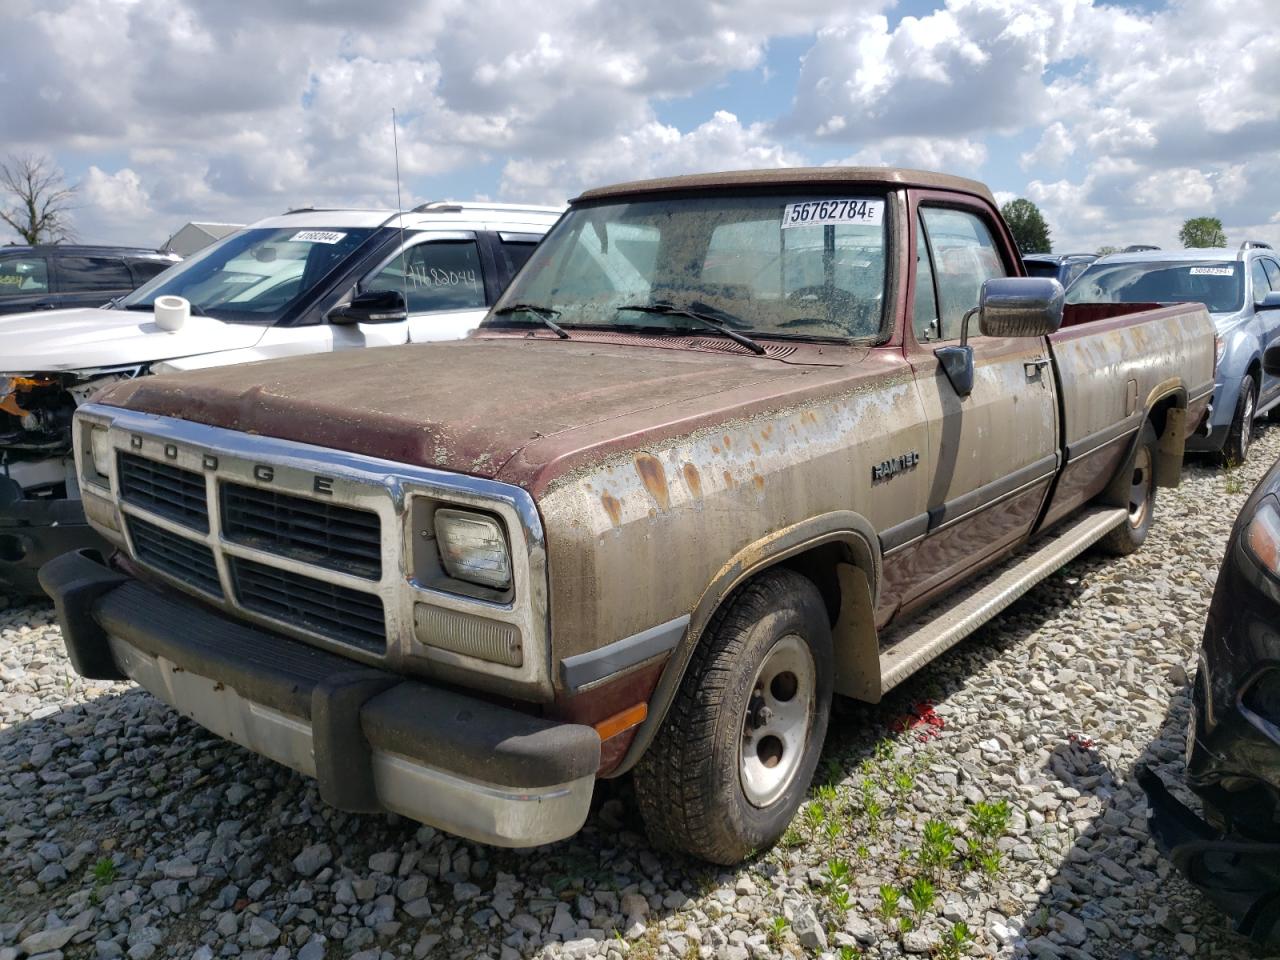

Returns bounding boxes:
[0,201,562,594]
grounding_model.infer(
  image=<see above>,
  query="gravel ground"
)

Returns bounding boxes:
[2,429,1277,960]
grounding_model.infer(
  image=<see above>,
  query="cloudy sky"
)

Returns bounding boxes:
[2,0,1276,252]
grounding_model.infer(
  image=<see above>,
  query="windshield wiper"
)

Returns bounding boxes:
[491,302,570,339]
[616,301,766,355]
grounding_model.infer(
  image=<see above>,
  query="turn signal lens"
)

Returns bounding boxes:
[1246,499,1280,574]
[434,508,512,589]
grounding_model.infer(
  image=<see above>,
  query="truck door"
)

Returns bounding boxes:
[883,197,1059,616]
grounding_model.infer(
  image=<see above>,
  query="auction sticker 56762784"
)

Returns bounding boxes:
[783,199,884,229]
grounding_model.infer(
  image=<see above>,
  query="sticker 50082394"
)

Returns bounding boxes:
[783,199,884,229]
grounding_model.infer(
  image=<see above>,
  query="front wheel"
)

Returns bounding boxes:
[634,568,833,864]
[1222,375,1257,465]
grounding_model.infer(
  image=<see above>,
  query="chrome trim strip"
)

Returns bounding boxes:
[75,403,552,700]
[559,614,689,693]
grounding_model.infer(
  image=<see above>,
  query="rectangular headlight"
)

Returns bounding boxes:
[88,426,112,482]
[434,508,512,589]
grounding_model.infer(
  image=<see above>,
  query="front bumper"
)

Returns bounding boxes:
[0,477,105,597]
[1140,766,1280,945]
[40,550,601,848]
[1185,376,1238,454]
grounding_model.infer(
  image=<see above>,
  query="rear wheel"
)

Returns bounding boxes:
[635,568,833,864]
[1222,375,1257,465]
[1098,421,1157,556]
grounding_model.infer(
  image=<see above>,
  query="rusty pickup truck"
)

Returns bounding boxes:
[42,167,1215,864]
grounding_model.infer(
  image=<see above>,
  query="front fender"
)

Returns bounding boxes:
[611,511,881,776]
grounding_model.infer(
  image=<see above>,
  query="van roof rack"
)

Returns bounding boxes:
[1241,240,1274,250]
[1123,244,1161,252]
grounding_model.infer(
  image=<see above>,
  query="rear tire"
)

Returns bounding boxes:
[1222,375,1257,465]
[1097,421,1157,556]
[635,568,833,864]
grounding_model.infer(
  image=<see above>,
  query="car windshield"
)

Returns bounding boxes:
[1023,261,1061,279]
[1065,260,1244,314]
[485,194,890,341]
[120,227,377,323]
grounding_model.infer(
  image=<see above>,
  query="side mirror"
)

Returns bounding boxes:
[1258,291,1280,311]
[1264,343,1280,377]
[977,277,1064,339]
[329,289,408,325]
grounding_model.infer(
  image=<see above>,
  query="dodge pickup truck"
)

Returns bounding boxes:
[42,168,1215,864]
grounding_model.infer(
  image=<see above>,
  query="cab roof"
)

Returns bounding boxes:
[573,166,997,205]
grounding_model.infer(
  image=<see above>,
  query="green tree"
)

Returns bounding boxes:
[1179,216,1226,249]
[1096,245,1120,256]
[1000,198,1052,254]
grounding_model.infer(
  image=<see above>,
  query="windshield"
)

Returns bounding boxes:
[486,194,890,341]
[1066,260,1244,314]
[120,226,377,323]
[1023,261,1060,279]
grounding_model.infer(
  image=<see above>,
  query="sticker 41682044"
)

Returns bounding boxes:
[783,198,884,229]
[289,230,348,245]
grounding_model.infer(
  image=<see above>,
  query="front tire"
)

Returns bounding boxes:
[1223,375,1257,465]
[1098,421,1157,556]
[635,569,833,864]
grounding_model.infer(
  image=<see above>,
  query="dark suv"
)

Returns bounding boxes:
[0,245,181,315]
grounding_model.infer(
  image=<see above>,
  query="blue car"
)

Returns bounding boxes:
[1066,242,1280,463]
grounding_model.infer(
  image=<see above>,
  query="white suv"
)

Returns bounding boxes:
[0,201,563,595]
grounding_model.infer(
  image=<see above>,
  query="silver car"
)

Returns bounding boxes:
[1066,242,1280,462]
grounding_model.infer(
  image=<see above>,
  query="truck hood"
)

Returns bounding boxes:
[96,337,836,487]
[0,307,268,373]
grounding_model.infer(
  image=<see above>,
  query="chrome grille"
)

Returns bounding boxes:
[230,557,386,653]
[118,453,209,532]
[221,481,382,579]
[128,516,222,598]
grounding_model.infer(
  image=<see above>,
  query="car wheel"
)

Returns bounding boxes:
[1098,421,1158,556]
[1222,375,1257,465]
[634,568,833,864]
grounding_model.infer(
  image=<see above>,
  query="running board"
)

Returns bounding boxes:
[876,506,1128,694]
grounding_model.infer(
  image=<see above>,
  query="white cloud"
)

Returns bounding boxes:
[1019,121,1073,172]
[499,111,804,204]
[838,135,988,174]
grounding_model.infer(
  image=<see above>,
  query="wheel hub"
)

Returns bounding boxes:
[1128,445,1152,528]
[739,634,816,807]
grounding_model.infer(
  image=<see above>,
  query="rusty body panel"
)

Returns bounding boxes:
[84,171,1220,796]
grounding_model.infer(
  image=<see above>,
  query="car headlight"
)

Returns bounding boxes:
[88,426,113,481]
[1245,498,1280,575]
[1214,335,1225,367]
[434,508,512,589]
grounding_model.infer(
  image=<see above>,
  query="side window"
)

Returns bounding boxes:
[1263,259,1280,291]
[364,241,486,313]
[0,256,49,297]
[497,241,537,278]
[57,256,134,292]
[129,260,172,284]
[1253,259,1272,306]
[919,207,1008,340]
[912,216,940,342]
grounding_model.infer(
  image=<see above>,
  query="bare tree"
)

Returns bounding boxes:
[0,154,77,245]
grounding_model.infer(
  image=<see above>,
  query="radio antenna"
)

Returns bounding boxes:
[392,108,410,317]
